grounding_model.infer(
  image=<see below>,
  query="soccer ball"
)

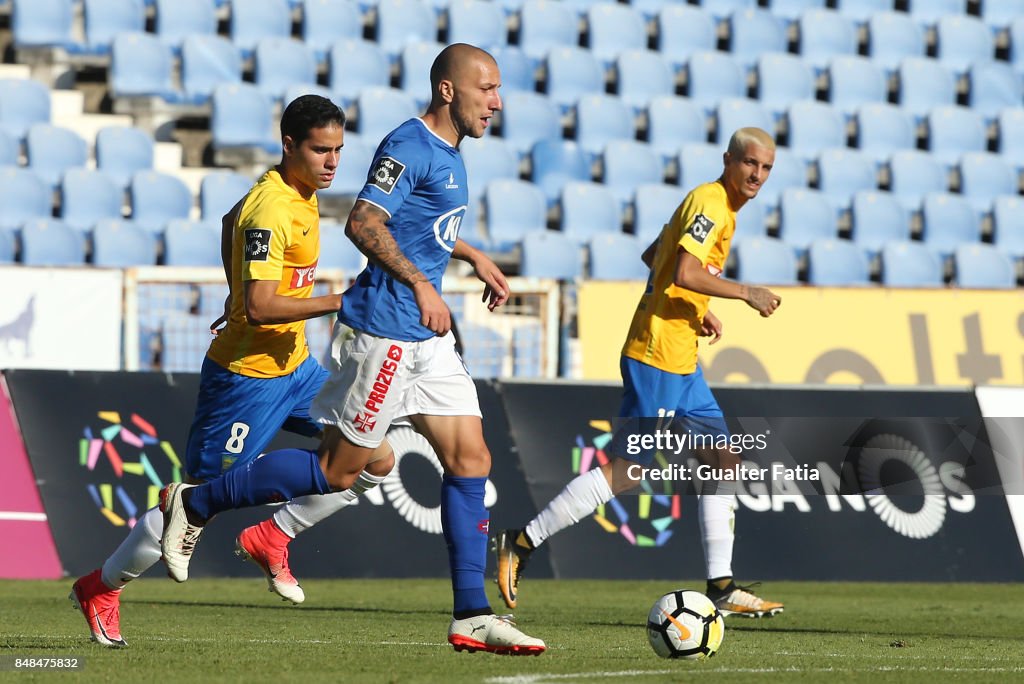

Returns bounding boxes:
[646,590,725,660]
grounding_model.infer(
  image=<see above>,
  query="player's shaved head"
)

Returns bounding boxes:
[727,127,775,157]
[429,43,497,96]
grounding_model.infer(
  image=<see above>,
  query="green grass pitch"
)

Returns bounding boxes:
[3,578,1024,683]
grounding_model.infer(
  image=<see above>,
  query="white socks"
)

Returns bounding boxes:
[699,492,736,580]
[273,470,389,538]
[101,506,163,590]
[524,468,614,547]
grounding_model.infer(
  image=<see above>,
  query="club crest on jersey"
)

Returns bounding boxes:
[369,156,406,194]
[432,205,467,253]
[688,214,714,244]
[244,228,271,262]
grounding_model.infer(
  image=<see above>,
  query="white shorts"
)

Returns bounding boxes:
[310,323,482,448]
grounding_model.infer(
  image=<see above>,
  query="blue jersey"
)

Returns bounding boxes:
[340,118,469,341]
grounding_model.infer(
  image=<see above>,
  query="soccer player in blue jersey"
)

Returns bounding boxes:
[158,43,546,655]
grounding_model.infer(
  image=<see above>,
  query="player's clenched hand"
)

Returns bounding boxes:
[472,254,510,311]
[700,310,723,344]
[209,294,231,336]
[744,286,781,317]
[413,281,451,335]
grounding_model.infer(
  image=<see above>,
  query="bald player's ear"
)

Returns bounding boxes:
[438,78,455,104]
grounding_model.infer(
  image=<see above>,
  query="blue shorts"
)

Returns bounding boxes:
[185,355,328,480]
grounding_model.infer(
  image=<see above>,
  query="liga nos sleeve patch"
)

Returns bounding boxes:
[369,156,406,195]
[688,214,715,244]
[244,228,272,262]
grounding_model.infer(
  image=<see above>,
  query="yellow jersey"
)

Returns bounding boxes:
[622,181,736,375]
[207,169,321,378]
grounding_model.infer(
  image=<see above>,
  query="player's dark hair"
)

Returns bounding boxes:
[280,95,346,145]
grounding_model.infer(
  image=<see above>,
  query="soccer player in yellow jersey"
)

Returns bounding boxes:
[495,127,786,618]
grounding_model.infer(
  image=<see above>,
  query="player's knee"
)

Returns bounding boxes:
[366,448,395,477]
[443,444,490,478]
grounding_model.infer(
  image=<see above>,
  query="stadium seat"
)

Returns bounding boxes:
[376,0,437,60]
[633,183,681,242]
[756,146,806,208]
[511,322,542,377]
[25,123,87,188]
[521,230,583,279]
[735,199,768,239]
[969,62,1023,124]
[678,142,725,193]
[163,219,221,267]
[734,236,799,284]
[323,133,375,196]
[993,195,1024,259]
[777,187,836,253]
[130,171,193,235]
[786,100,846,162]
[589,233,649,280]
[355,87,419,145]
[319,222,366,272]
[767,0,826,24]
[109,32,181,102]
[400,42,446,107]
[328,40,391,109]
[20,219,84,266]
[0,167,50,231]
[447,0,507,50]
[798,9,858,73]
[686,51,747,115]
[657,5,717,73]
[603,140,663,207]
[855,103,917,166]
[700,0,756,22]
[921,192,981,257]
[459,135,518,203]
[935,15,994,76]
[459,323,505,378]
[491,46,534,94]
[12,0,75,49]
[230,0,292,58]
[83,0,145,54]
[866,11,926,75]
[729,9,787,71]
[756,53,816,121]
[560,181,621,243]
[61,169,124,233]
[906,0,967,28]
[211,83,279,154]
[954,243,1016,289]
[616,50,674,113]
[927,105,987,168]
[155,0,217,51]
[500,92,562,159]
[816,147,877,213]
[283,83,336,107]
[0,228,14,264]
[530,139,590,205]
[518,0,578,64]
[181,34,243,104]
[715,98,773,145]
[302,0,364,62]
[92,219,158,267]
[96,126,154,190]
[0,78,50,141]
[200,171,252,222]
[646,96,706,166]
[0,130,17,167]
[1012,17,1024,75]
[997,108,1024,171]
[982,0,1024,32]
[833,0,890,25]
[545,47,604,113]
[807,238,870,285]
[958,152,1017,216]
[850,190,910,256]
[484,179,547,249]
[254,39,318,102]
[880,240,943,287]
[888,150,949,212]
[587,3,647,68]
[575,94,635,161]
[898,58,957,121]
[828,56,887,121]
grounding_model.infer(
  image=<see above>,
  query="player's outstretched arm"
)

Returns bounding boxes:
[452,239,509,311]
[243,280,341,325]
[673,249,781,317]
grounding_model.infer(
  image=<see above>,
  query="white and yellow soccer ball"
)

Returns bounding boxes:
[646,590,725,660]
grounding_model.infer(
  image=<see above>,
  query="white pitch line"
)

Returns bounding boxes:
[485,666,1024,683]
[0,512,47,521]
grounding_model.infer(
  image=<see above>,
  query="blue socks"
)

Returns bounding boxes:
[187,448,330,522]
[441,475,491,618]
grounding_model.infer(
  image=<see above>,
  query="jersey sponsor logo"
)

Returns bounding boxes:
[290,260,318,288]
[369,156,406,195]
[358,345,403,429]
[688,214,714,244]
[244,229,271,262]
[432,205,467,253]
[706,263,722,277]
[445,172,459,190]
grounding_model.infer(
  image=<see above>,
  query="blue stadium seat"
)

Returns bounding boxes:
[646,96,706,165]
[734,236,799,284]
[376,0,437,60]
[657,4,717,73]
[735,198,767,238]
[61,169,123,233]
[1012,17,1024,75]
[954,243,1016,288]
[255,38,318,102]
[587,3,647,69]
[459,323,505,378]
[0,228,15,264]
[699,0,756,22]
[589,233,649,280]
[130,171,193,235]
[574,94,634,161]
[323,133,375,196]
[0,167,49,231]
[521,230,582,279]
[560,181,621,243]
[500,91,562,158]
[982,0,1024,32]
[756,146,806,208]
[629,0,670,22]
[906,0,967,28]
[921,192,981,257]
[484,179,547,249]
[880,240,943,287]
[786,100,846,161]
[603,140,662,207]
[200,171,252,222]
[855,103,916,166]
[530,139,590,205]
[616,50,674,113]
[545,47,604,113]
[448,0,507,50]
[181,34,243,104]
[283,83,336,107]
[828,56,887,121]
[211,83,279,154]
[25,123,86,188]
[400,42,445,107]
[163,219,221,267]
[0,129,17,167]
[888,150,949,212]
[756,52,815,121]
[319,222,366,272]
[835,0,893,26]
[797,9,858,73]
[850,190,910,256]
[807,238,870,285]
[633,183,681,242]
[777,187,836,253]
[678,142,724,192]
[12,0,74,49]
[518,0,578,65]
[997,108,1024,171]
[92,219,158,267]
[0,79,50,141]
[969,62,1022,124]
[686,51,747,115]
[927,105,987,168]
[492,46,534,94]
[355,87,418,145]
[155,0,217,52]
[715,98,773,145]
[20,219,84,266]
[459,135,518,203]
[230,0,291,58]
[729,8,787,71]
[767,0,825,24]
[816,147,877,213]
[329,40,391,109]
[110,32,181,102]
[867,12,926,75]
[993,195,1024,259]
[935,15,994,76]
[83,0,145,54]
[958,152,1017,216]
[96,126,154,190]
[302,0,364,62]
[898,58,957,121]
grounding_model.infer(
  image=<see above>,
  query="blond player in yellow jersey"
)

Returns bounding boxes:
[494,127,786,618]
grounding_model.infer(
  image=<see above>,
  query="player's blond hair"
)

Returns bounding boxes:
[726,128,776,157]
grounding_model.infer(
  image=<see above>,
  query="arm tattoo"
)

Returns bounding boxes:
[347,202,426,287]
